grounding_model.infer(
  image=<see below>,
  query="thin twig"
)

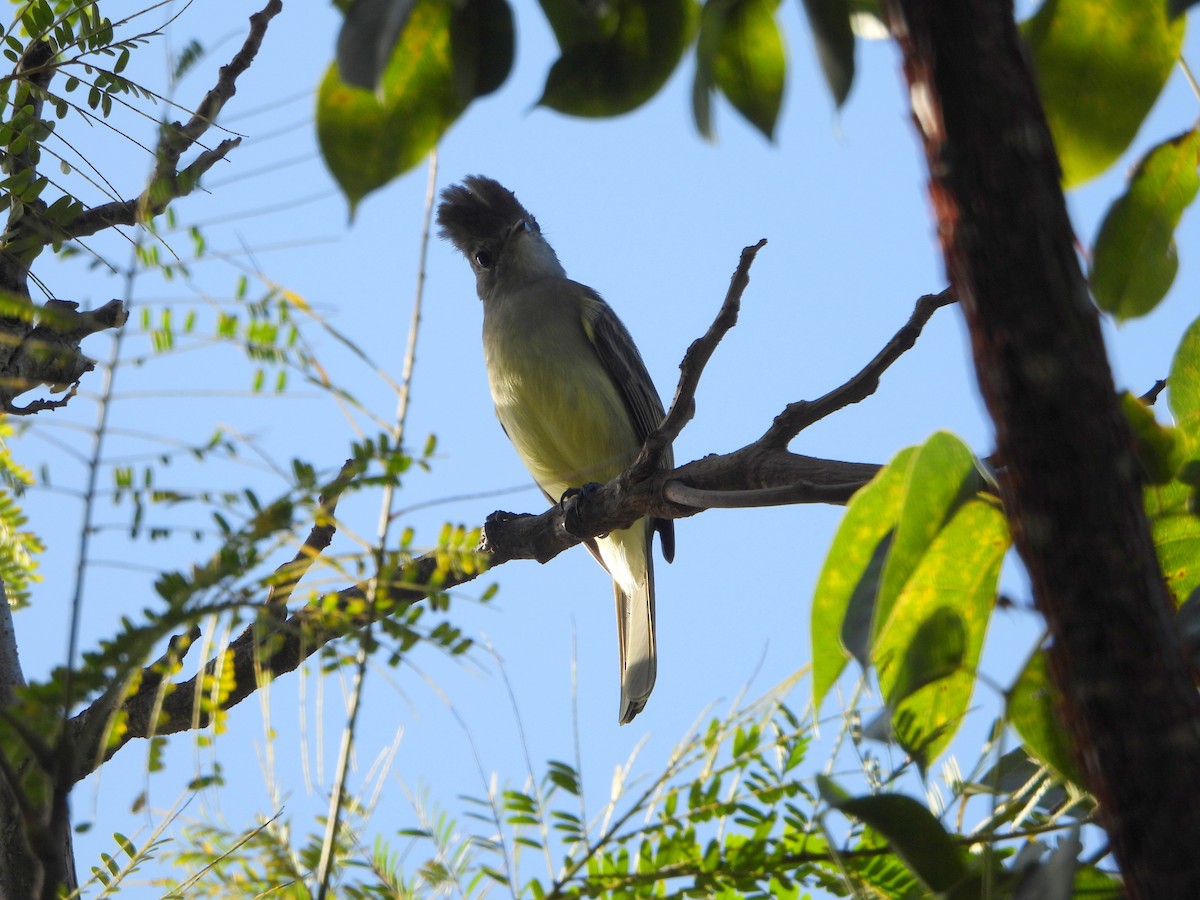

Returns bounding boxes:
[762,288,956,446]
[632,239,766,478]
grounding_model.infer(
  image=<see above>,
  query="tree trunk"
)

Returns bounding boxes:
[0,582,75,899]
[889,0,1200,895]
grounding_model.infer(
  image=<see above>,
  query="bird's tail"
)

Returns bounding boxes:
[604,520,657,724]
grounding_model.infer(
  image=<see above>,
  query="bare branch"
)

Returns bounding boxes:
[632,239,767,479]
[66,264,952,781]
[762,288,956,447]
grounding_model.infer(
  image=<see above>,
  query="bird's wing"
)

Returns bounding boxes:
[579,286,676,564]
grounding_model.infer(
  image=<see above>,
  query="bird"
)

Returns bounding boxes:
[436,175,675,724]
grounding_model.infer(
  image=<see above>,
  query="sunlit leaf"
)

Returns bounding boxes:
[811,447,915,709]
[1169,314,1200,459]
[1146,320,1200,605]
[694,0,786,140]
[876,494,1008,768]
[1091,129,1200,320]
[1023,0,1184,187]
[872,431,979,645]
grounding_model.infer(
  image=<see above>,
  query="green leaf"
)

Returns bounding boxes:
[710,0,787,140]
[817,777,970,894]
[1090,129,1200,320]
[872,432,979,645]
[317,0,466,211]
[875,494,1009,768]
[1008,648,1086,786]
[1146,479,1200,606]
[449,0,515,100]
[798,0,854,107]
[537,0,696,117]
[1120,391,1183,484]
[811,447,916,709]
[1169,314,1200,460]
[1023,0,1184,188]
[707,0,786,140]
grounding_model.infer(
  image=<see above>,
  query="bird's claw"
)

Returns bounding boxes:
[560,483,606,539]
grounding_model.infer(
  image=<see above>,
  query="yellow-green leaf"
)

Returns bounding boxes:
[702,0,786,140]
[1023,0,1184,188]
[1169,314,1200,460]
[1091,129,1200,320]
[872,432,979,644]
[811,447,915,709]
[876,494,1009,769]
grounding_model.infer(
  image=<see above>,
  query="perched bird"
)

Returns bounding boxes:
[437,176,675,724]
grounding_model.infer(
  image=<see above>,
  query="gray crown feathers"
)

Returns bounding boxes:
[436,176,536,251]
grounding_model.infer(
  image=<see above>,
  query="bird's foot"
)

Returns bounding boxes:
[559,483,603,506]
[560,483,606,539]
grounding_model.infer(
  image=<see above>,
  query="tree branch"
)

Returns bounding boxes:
[65,258,950,780]
[60,0,282,241]
[0,1,282,415]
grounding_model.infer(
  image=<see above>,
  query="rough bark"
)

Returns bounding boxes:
[889,0,1200,894]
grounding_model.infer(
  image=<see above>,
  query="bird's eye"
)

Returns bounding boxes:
[474,250,493,269]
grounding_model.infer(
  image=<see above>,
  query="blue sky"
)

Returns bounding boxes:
[10,0,1200,893]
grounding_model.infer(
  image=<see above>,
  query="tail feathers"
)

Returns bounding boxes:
[616,564,657,725]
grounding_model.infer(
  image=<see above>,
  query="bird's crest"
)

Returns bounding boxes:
[437,176,534,253]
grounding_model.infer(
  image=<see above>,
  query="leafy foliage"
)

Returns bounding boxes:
[0,420,41,607]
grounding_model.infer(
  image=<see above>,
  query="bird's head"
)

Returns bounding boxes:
[437,176,565,300]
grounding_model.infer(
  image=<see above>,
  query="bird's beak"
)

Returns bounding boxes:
[508,218,533,240]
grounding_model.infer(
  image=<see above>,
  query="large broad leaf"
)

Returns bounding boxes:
[811,447,916,709]
[875,493,1009,769]
[1090,129,1200,321]
[872,432,980,644]
[798,0,854,107]
[538,0,696,117]
[1008,648,1086,787]
[1023,0,1184,188]
[817,777,973,895]
[318,0,513,211]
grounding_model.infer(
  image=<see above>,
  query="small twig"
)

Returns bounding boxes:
[631,239,766,479]
[1140,378,1167,406]
[761,288,956,446]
